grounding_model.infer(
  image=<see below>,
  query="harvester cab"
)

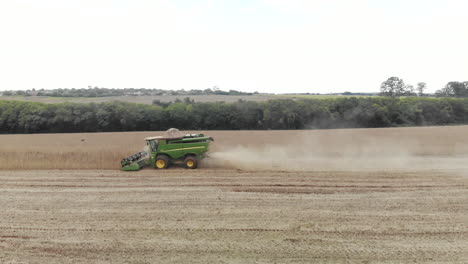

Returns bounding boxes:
[121,129,214,171]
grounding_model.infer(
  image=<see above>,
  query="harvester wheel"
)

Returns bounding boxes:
[184,156,198,169]
[155,155,169,169]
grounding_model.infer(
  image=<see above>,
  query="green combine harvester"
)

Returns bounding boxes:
[120,129,214,171]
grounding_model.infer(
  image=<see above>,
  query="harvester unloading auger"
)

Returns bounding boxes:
[120,128,214,171]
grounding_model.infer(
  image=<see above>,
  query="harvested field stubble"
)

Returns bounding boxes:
[0,169,467,263]
[1,126,468,170]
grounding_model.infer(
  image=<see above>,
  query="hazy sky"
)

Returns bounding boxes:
[0,0,467,93]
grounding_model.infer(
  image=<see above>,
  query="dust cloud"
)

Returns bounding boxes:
[204,132,468,171]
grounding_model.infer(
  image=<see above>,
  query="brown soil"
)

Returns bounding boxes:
[0,168,467,263]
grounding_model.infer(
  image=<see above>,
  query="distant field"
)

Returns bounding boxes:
[0,95,279,104]
[0,94,371,104]
[280,94,375,99]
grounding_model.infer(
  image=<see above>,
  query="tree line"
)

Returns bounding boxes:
[0,86,258,97]
[379,76,468,98]
[1,97,468,133]
[3,78,468,98]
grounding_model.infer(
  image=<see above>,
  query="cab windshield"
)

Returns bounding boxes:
[148,140,158,152]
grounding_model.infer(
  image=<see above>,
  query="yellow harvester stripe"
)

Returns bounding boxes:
[164,146,206,152]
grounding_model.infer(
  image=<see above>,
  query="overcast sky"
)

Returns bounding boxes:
[0,0,466,93]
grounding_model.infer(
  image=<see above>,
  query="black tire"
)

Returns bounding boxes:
[184,156,198,169]
[155,155,169,169]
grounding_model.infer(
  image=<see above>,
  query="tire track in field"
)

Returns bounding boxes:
[1,226,466,238]
[3,227,464,262]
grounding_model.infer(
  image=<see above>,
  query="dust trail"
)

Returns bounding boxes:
[204,134,468,171]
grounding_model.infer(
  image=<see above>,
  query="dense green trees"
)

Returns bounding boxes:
[379,77,416,97]
[1,97,468,133]
[435,81,468,97]
[378,77,468,98]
